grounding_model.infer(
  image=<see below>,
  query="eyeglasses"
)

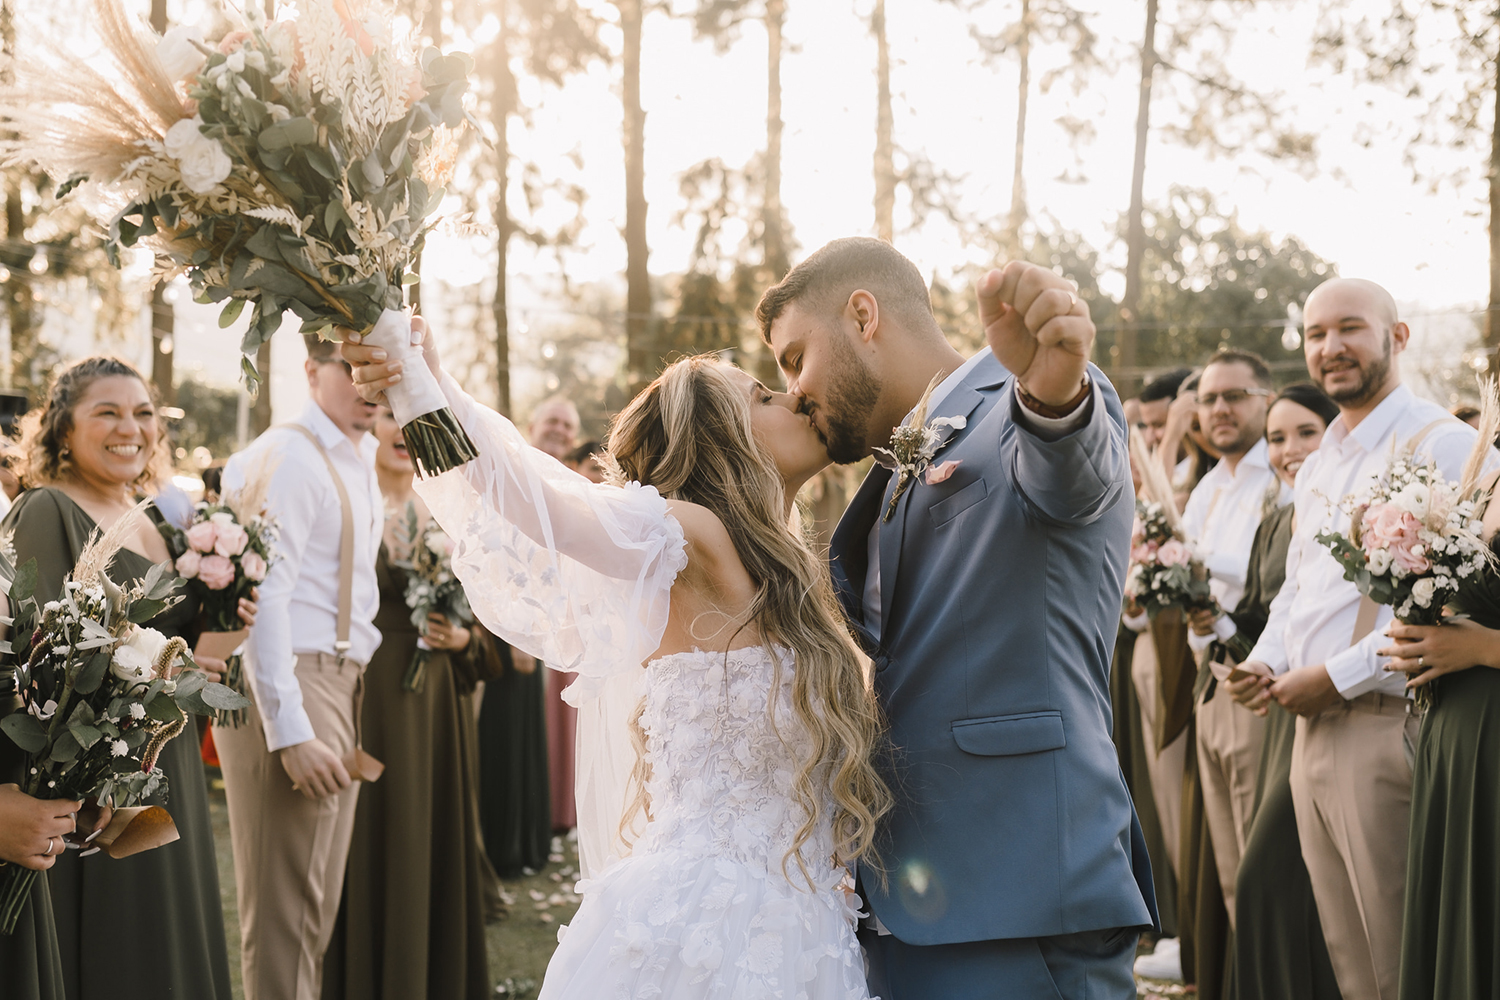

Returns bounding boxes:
[1196,387,1271,408]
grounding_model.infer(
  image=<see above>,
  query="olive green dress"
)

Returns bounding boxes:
[322,545,494,1000]
[1,545,67,1000]
[1399,541,1500,1000]
[477,636,552,877]
[1224,503,1340,1000]
[3,487,232,1000]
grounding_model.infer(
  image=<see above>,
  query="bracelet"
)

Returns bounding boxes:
[1016,374,1091,419]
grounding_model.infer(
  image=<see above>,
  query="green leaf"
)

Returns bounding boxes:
[201,682,250,711]
[74,652,109,695]
[10,558,38,604]
[128,598,170,624]
[145,694,183,725]
[173,671,208,698]
[70,723,102,751]
[219,298,247,328]
[402,272,420,286]
[0,712,48,752]
[258,116,318,151]
[49,730,80,764]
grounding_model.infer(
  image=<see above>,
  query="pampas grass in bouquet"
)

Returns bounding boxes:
[0,0,480,475]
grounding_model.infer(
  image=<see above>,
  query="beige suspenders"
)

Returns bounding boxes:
[1348,417,1459,646]
[282,424,355,665]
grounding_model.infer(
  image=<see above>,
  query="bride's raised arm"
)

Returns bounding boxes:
[409,369,687,703]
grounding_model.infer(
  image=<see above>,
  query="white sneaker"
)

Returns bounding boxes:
[1133,937,1183,982]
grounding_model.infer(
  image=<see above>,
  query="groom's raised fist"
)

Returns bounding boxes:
[977,261,1093,409]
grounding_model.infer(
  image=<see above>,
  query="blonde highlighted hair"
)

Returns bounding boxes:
[605,355,892,881]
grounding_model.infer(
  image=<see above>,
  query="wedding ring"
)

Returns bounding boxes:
[43,837,55,856]
[1418,655,1425,668]
[1066,291,1077,312]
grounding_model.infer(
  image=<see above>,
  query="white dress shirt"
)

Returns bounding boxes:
[1182,439,1290,651]
[1248,384,1493,698]
[222,402,383,751]
[864,350,1090,640]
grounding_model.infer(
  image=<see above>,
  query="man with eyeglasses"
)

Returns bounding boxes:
[217,334,383,1000]
[1179,348,1286,938]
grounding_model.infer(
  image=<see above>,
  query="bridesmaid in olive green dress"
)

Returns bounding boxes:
[1382,468,1500,1000]
[322,408,493,1000]
[2,358,249,1000]
[1215,384,1342,1000]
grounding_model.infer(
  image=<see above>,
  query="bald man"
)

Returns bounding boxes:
[1233,278,1497,999]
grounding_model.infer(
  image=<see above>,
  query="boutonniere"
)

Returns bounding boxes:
[872,373,967,522]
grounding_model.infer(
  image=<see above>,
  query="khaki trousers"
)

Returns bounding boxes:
[1132,629,1187,879]
[1290,692,1417,1000]
[1194,686,1265,930]
[216,653,366,1000]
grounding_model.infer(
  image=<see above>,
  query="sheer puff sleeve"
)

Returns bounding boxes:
[413,374,688,706]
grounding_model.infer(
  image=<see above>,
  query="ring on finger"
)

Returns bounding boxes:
[1418,655,1424,668]
[43,837,56,856]
[1066,291,1077,312]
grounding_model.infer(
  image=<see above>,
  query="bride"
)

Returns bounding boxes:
[345,319,891,999]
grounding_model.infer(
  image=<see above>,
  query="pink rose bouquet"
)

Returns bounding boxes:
[1319,456,1489,625]
[1124,499,1215,620]
[166,489,280,725]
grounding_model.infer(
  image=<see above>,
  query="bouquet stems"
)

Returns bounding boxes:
[403,647,431,694]
[400,407,478,479]
[0,866,38,936]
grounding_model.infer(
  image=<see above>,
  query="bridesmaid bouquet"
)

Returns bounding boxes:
[0,0,480,475]
[392,503,470,694]
[1317,411,1498,708]
[1125,498,1215,619]
[0,516,249,934]
[166,479,279,726]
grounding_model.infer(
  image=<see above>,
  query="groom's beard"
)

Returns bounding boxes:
[815,336,883,465]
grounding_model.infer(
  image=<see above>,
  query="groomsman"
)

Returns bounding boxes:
[1180,350,1285,924]
[217,335,383,1000]
[1237,278,1492,1000]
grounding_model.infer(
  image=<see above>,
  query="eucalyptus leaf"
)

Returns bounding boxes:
[128,598,170,624]
[0,712,47,753]
[201,682,251,711]
[49,730,80,764]
[10,559,38,604]
[219,298,247,328]
[70,723,102,751]
[145,695,183,725]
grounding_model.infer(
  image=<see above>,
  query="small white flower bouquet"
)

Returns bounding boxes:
[0,526,248,934]
[391,502,471,693]
[0,0,481,474]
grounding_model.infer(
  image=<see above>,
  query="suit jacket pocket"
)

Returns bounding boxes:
[929,477,988,527]
[951,710,1066,756]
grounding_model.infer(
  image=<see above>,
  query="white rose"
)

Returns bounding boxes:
[209,511,236,528]
[1410,577,1437,608]
[155,25,206,82]
[1367,548,1392,576]
[165,117,233,194]
[111,626,171,682]
[1394,482,1431,520]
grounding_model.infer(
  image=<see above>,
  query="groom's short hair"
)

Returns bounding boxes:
[757,237,936,342]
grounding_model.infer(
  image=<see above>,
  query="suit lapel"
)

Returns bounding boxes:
[876,356,1006,638]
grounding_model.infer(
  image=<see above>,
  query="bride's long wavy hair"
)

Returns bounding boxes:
[605,355,892,880]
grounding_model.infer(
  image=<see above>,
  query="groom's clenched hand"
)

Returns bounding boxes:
[978,261,1092,408]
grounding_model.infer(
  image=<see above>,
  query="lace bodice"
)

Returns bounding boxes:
[632,646,839,884]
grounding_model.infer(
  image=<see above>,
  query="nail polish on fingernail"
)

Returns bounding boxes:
[80,846,100,857]
[84,829,101,843]
[389,374,402,383]
[371,350,386,361]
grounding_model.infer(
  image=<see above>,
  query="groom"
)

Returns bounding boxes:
[759,238,1156,998]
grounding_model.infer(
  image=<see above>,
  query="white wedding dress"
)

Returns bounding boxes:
[412,376,875,1000]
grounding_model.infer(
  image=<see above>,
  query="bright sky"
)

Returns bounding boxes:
[35,0,1496,420]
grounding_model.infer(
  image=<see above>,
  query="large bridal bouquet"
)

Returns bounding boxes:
[0,0,479,475]
[0,519,249,934]
[1125,498,1215,619]
[391,503,470,693]
[166,476,279,725]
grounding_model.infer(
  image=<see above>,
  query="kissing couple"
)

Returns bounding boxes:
[344,237,1157,1000]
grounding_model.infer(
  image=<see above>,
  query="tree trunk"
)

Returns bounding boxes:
[621,0,654,395]
[1008,0,1030,245]
[1120,0,1158,394]
[763,0,787,279]
[147,0,177,405]
[1488,10,1500,374]
[872,0,894,244]
[3,187,31,392]
[490,6,515,417]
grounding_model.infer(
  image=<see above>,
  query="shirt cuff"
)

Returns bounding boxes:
[1213,616,1239,642]
[1122,609,1149,633]
[1014,394,1094,442]
[261,710,317,754]
[1323,644,1406,699]
[1187,628,1214,653]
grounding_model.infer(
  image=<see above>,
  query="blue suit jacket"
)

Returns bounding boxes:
[832,353,1157,945]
